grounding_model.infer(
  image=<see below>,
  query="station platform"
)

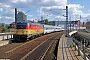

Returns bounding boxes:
[57,34,84,60]
[0,40,9,46]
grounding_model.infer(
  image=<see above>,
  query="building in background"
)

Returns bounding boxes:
[17,12,27,22]
[85,21,90,29]
[38,20,79,29]
[41,16,43,21]
[54,20,78,28]
[0,26,3,32]
[77,20,83,27]
[50,20,85,30]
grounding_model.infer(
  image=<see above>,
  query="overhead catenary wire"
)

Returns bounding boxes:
[38,0,63,15]
[25,10,30,14]
[39,0,45,7]
[69,0,73,4]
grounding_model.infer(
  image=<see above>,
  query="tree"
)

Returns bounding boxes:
[6,24,9,29]
[51,21,55,26]
[1,23,4,28]
[9,24,14,28]
[2,28,9,32]
[38,19,40,23]
[45,19,48,25]
[1,24,9,32]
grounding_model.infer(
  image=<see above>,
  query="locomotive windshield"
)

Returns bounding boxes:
[16,22,27,29]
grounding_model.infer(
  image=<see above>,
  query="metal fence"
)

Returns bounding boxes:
[0,32,13,40]
[71,37,90,60]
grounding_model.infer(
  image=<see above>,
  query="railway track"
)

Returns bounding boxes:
[38,34,61,60]
[43,34,61,60]
[0,31,63,60]
[20,32,63,60]
[0,43,23,58]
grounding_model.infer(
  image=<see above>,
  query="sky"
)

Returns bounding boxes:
[0,0,90,24]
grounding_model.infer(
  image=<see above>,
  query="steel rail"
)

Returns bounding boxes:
[38,34,60,60]
[20,32,61,60]
[20,34,57,60]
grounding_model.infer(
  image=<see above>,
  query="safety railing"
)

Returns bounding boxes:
[0,32,13,40]
[71,37,90,60]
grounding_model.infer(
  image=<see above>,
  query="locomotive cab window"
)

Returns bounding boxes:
[16,22,27,29]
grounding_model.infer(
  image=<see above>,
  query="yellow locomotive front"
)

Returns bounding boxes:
[13,21,44,41]
[13,22,28,41]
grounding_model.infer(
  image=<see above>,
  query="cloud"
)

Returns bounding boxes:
[0,0,67,8]
[68,4,84,15]
[66,4,90,22]
[52,4,87,22]
[40,0,67,7]
[0,3,11,8]
[27,15,33,19]
[88,10,90,12]
[2,9,14,17]
[55,16,65,19]
[0,0,12,3]
[0,0,90,24]
[38,3,88,22]
[0,16,14,24]
[0,8,3,12]
[28,15,33,17]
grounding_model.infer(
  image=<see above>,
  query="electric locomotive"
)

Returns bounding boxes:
[13,21,44,41]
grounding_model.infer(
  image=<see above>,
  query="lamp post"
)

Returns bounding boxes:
[53,6,69,37]
[46,6,69,37]
[15,8,17,24]
[65,6,68,37]
[69,17,71,32]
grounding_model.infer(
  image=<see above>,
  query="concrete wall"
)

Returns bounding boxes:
[0,33,13,40]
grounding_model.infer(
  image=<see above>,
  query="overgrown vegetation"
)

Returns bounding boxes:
[2,28,9,32]
[1,24,14,32]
